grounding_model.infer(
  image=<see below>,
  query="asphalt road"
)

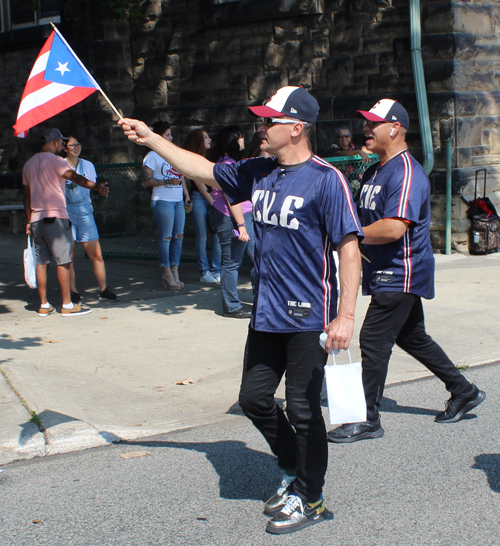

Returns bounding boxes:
[0,362,498,546]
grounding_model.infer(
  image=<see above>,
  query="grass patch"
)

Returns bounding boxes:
[29,411,42,428]
[455,364,469,371]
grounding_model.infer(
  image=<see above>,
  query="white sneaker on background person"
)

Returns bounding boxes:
[200,271,217,284]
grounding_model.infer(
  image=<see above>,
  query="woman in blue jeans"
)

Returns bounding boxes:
[64,136,119,303]
[143,121,191,290]
[183,129,221,284]
[209,126,253,319]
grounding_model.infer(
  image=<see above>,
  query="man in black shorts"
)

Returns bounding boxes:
[23,128,108,317]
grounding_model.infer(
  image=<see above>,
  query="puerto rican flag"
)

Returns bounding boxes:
[13,28,100,137]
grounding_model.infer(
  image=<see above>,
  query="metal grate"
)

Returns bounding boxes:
[93,156,379,260]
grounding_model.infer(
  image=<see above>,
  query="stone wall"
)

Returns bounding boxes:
[421,1,500,248]
[1,0,499,250]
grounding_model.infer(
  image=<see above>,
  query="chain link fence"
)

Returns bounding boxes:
[92,163,196,260]
[324,153,379,200]
[93,155,378,260]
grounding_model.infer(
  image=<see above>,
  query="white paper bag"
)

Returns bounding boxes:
[324,350,366,425]
[23,235,37,289]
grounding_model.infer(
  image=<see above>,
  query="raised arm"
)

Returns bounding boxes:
[63,170,109,197]
[119,118,221,189]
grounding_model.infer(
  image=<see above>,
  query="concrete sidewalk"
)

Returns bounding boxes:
[1,229,500,465]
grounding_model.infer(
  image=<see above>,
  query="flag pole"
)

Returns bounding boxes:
[50,22,124,122]
[97,88,125,122]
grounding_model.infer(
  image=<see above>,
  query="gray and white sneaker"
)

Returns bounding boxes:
[266,494,325,535]
[200,271,217,284]
[264,473,296,516]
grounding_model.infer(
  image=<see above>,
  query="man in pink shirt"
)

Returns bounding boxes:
[23,128,109,317]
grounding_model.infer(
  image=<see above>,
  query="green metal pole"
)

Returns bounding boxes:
[446,139,452,254]
[410,0,434,175]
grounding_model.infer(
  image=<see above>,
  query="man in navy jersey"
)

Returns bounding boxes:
[119,86,363,534]
[328,99,486,444]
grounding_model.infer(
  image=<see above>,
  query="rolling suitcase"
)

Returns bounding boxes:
[468,169,500,254]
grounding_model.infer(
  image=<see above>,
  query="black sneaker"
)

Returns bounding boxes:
[327,419,384,443]
[264,474,296,516]
[223,309,251,319]
[99,287,120,302]
[71,291,81,304]
[266,495,325,535]
[435,384,486,423]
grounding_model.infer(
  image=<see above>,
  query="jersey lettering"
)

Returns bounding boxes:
[280,196,304,230]
[263,191,278,225]
[252,190,265,222]
[252,190,303,230]
[359,184,381,210]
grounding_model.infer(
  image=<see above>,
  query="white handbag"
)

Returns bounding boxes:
[23,235,37,289]
[324,349,367,425]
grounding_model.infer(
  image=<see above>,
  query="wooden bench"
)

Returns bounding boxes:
[0,204,25,234]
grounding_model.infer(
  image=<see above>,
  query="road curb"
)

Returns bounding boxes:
[1,360,498,466]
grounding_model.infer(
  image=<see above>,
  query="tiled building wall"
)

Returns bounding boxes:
[1,0,499,248]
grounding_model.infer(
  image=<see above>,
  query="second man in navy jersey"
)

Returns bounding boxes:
[119,86,363,535]
[328,99,485,444]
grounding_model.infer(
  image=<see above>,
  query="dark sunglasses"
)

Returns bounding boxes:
[262,118,303,127]
[364,120,390,129]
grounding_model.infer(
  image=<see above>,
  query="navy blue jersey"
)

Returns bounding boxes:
[358,151,435,299]
[214,155,363,333]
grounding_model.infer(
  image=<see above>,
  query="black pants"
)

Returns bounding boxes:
[360,292,471,422]
[239,328,328,503]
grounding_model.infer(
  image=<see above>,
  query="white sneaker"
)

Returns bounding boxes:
[213,273,221,283]
[200,271,217,284]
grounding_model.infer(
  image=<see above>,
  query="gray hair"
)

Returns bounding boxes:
[334,126,351,138]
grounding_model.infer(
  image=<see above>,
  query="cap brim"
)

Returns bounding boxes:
[248,105,285,118]
[355,110,387,122]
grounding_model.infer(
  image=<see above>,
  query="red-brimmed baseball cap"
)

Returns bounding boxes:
[356,99,409,129]
[249,86,319,124]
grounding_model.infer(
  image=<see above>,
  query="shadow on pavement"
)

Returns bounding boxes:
[0,253,254,317]
[0,230,256,318]
[473,454,500,493]
[124,438,281,501]
[0,333,44,351]
[380,395,480,421]
[381,396,438,416]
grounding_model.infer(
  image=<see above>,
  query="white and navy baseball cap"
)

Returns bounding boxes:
[249,86,319,124]
[356,99,409,129]
[41,128,68,142]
